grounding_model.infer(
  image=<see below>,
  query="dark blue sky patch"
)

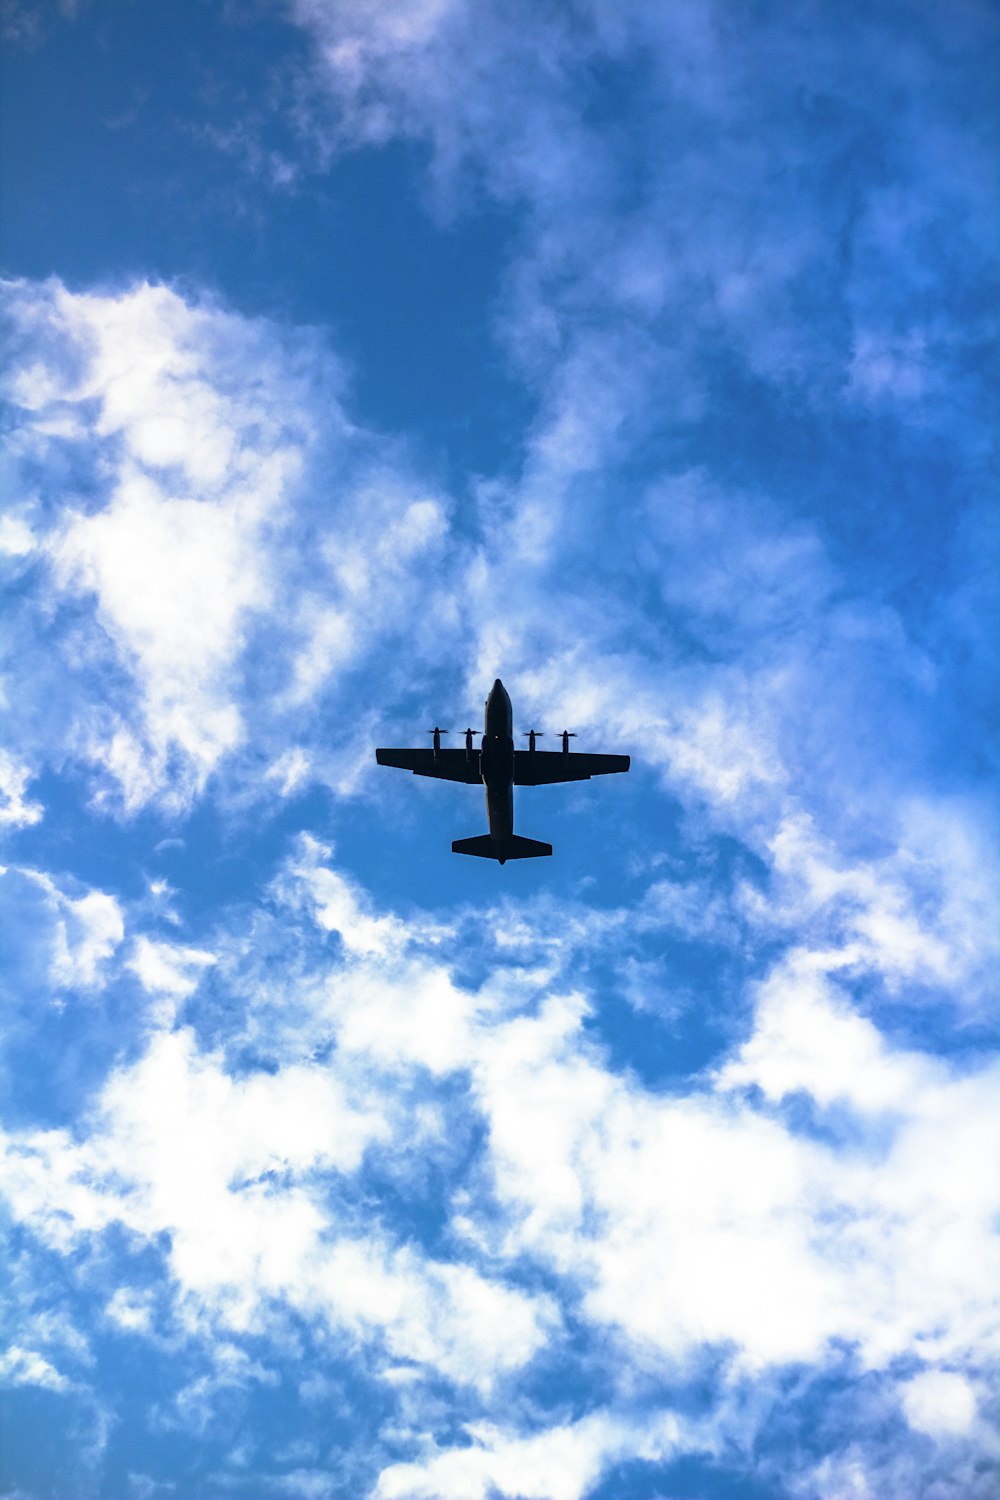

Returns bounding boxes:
[591,1452,789,1500]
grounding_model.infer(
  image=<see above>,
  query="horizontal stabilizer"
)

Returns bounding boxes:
[452,833,553,864]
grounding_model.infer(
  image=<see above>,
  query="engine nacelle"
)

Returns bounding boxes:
[427,726,449,757]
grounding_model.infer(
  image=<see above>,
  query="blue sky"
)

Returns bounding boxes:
[1,2,998,1497]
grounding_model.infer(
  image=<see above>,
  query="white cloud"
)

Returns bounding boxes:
[462,963,1000,1377]
[900,1369,978,1439]
[284,833,414,958]
[5,867,125,992]
[127,937,216,998]
[264,746,312,797]
[165,1343,279,1436]
[105,1288,156,1336]
[0,750,42,827]
[2,278,458,814]
[126,935,217,1024]
[50,886,124,989]
[0,1343,72,1393]
[3,279,309,807]
[716,957,939,1112]
[375,1409,683,1500]
[2,841,998,1487]
[306,1240,556,1392]
[753,805,1000,1006]
[9,280,310,488]
[0,511,36,556]
[475,1005,839,1365]
[52,473,271,802]
[211,842,1000,1399]
[0,1014,553,1393]
[263,847,1000,1389]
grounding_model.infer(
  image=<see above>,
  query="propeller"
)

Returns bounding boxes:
[521,729,544,752]
[426,726,449,754]
[462,727,482,754]
[557,730,577,754]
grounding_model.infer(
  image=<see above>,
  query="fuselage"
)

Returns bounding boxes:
[479,678,514,839]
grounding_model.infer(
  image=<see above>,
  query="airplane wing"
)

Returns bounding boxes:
[376,748,483,784]
[513,751,630,786]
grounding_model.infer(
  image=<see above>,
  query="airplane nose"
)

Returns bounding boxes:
[492,678,504,692]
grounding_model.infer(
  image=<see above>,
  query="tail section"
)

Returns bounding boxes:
[452,833,552,864]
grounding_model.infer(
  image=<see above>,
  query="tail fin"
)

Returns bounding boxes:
[452,833,553,864]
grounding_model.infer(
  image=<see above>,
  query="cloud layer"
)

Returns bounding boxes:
[3,836,998,1496]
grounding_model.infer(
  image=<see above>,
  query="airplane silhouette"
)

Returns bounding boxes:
[376,678,630,862]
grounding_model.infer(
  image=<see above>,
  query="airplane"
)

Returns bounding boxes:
[375,678,630,862]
